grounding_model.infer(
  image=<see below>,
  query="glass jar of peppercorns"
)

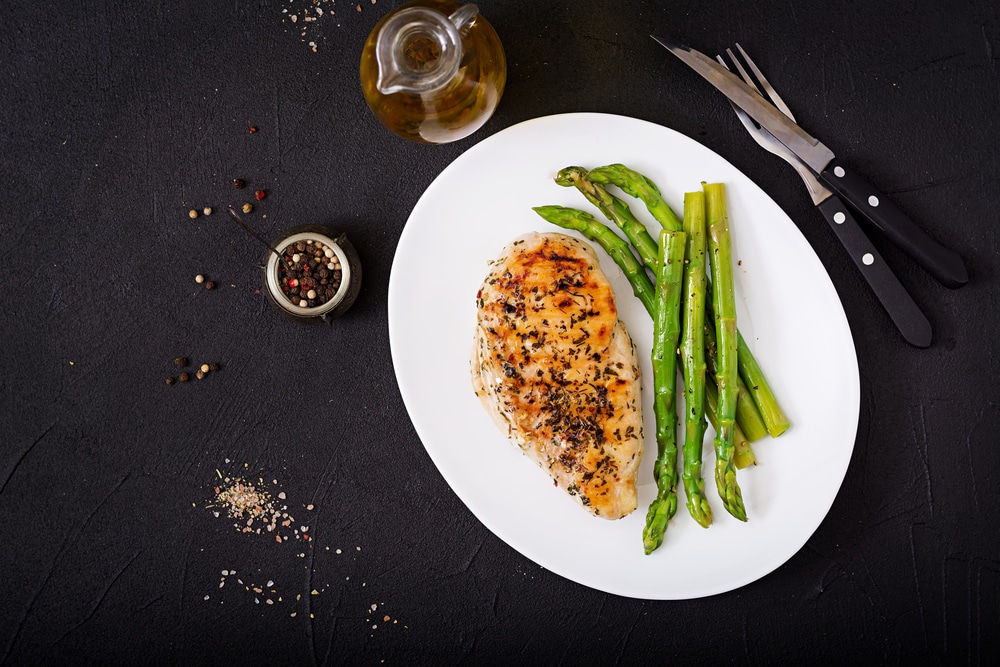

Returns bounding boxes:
[262,225,362,324]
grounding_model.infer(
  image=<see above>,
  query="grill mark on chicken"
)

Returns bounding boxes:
[471,232,642,520]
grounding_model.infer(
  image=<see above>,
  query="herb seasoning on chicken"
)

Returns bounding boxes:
[471,232,642,519]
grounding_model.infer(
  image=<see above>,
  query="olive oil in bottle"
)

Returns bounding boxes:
[360,1,506,144]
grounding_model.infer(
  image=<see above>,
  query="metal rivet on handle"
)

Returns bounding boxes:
[833,211,846,224]
[868,195,880,207]
[862,253,875,265]
[834,166,846,177]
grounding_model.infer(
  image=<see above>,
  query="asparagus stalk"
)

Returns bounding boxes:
[588,163,683,232]
[736,330,790,437]
[704,182,747,522]
[531,205,656,314]
[705,379,757,469]
[705,298,790,439]
[703,321,769,443]
[643,229,687,554]
[678,191,712,528]
[555,166,660,270]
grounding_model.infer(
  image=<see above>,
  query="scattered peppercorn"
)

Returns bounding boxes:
[255,190,266,201]
[206,281,216,290]
[195,274,205,284]
[233,178,245,189]
[179,372,190,382]
[196,369,206,380]
[200,363,210,373]
[209,362,221,372]
[249,126,257,134]
[165,377,176,385]
[174,357,189,367]
[242,203,253,214]
[188,209,199,219]
[203,207,213,216]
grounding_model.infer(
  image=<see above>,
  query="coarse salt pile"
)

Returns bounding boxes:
[211,477,311,543]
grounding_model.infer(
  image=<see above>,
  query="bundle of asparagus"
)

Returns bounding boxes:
[534,164,789,554]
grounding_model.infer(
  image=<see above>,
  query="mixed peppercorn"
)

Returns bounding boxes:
[278,239,343,308]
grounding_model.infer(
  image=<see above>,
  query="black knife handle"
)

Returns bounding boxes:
[819,159,968,288]
[817,196,932,347]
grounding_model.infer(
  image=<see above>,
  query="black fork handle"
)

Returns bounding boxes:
[817,195,932,347]
[820,159,968,288]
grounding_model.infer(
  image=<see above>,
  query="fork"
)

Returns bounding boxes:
[719,44,932,348]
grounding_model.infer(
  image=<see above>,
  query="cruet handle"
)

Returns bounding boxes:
[447,4,479,36]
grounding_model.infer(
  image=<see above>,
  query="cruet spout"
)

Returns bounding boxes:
[375,5,469,96]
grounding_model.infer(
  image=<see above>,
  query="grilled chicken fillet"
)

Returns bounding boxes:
[471,232,642,519]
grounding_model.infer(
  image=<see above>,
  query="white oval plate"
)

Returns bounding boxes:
[388,113,860,600]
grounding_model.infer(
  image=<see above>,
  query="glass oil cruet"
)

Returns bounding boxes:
[360,1,506,144]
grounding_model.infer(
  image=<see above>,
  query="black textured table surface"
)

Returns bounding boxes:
[2,1,999,663]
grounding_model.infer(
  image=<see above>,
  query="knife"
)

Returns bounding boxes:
[652,35,969,289]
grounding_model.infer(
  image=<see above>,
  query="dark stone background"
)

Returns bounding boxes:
[2,0,998,663]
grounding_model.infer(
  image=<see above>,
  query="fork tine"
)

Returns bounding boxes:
[734,43,796,121]
[725,48,759,98]
[716,55,770,139]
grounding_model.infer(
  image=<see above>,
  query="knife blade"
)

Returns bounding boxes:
[652,35,969,288]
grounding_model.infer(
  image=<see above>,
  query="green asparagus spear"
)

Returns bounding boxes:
[588,163,683,232]
[703,321,769,443]
[704,298,790,439]
[704,182,747,522]
[643,229,687,554]
[679,191,712,528]
[555,166,660,270]
[736,330,790,437]
[531,205,656,314]
[705,379,757,469]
